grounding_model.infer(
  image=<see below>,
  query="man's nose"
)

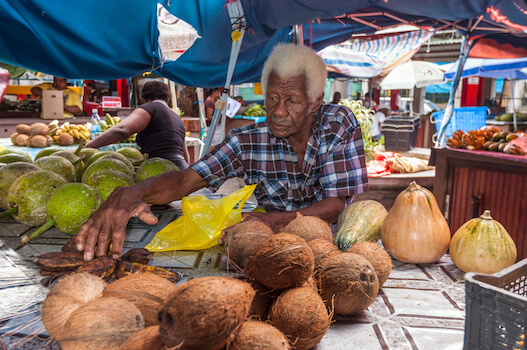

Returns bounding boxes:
[274,100,288,117]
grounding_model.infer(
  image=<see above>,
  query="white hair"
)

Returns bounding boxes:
[261,44,327,102]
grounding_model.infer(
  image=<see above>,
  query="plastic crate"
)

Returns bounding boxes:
[464,259,527,350]
[381,116,420,151]
[431,106,489,138]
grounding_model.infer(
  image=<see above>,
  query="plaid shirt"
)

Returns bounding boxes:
[191,104,369,211]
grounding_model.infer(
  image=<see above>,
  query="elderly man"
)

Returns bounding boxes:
[77,44,368,261]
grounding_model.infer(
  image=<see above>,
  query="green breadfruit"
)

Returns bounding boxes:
[0,162,40,210]
[81,158,134,183]
[78,148,100,163]
[34,156,76,183]
[52,151,86,181]
[0,153,32,164]
[7,170,67,226]
[34,147,62,160]
[135,157,179,182]
[46,183,103,235]
[85,151,134,172]
[116,147,144,164]
[83,169,135,200]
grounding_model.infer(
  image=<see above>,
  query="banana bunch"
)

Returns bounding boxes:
[100,114,137,143]
[48,119,91,143]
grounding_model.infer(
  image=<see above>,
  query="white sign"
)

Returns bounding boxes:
[225,97,241,118]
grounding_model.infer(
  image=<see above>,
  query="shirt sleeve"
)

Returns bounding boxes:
[319,115,369,199]
[189,133,245,189]
[65,89,83,110]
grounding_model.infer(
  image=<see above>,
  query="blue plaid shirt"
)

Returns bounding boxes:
[190,104,369,211]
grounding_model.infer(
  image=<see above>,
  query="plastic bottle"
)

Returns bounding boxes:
[90,108,101,140]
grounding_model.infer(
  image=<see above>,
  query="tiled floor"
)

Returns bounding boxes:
[0,205,467,350]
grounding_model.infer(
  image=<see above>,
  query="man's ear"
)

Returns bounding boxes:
[313,94,324,111]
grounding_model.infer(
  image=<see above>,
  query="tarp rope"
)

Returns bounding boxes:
[201,0,246,157]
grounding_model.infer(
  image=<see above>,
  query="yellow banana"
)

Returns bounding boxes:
[71,129,80,139]
[78,125,89,133]
[69,124,79,130]
[79,130,90,140]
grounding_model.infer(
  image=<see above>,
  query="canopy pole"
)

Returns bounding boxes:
[368,78,373,108]
[436,33,472,147]
[201,0,246,157]
[511,79,518,130]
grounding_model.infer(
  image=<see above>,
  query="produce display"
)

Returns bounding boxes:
[338,99,381,157]
[446,127,525,155]
[494,112,527,122]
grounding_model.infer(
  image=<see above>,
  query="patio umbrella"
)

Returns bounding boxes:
[380,60,445,90]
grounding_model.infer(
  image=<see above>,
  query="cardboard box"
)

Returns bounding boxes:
[41,90,64,119]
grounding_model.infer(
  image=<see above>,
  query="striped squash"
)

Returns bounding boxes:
[335,200,388,252]
[449,210,517,274]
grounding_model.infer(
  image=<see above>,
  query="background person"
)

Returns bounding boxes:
[331,91,341,104]
[85,80,190,170]
[77,44,368,261]
[31,76,82,118]
[372,103,390,140]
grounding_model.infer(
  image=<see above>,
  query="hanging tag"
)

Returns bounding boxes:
[231,30,241,42]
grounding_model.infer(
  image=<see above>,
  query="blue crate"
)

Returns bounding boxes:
[431,106,489,138]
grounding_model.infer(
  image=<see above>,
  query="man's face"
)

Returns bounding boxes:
[265,72,319,139]
[53,77,68,90]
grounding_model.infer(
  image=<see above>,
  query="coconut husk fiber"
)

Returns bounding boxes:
[349,241,392,287]
[224,220,273,268]
[118,325,165,350]
[103,273,177,326]
[246,233,314,290]
[319,253,379,316]
[245,278,275,321]
[41,273,107,338]
[158,276,255,350]
[281,213,333,242]
[228,320,291,350]
[57,297,145,350]
[268,287,330,350]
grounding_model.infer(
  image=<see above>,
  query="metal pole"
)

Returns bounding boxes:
[436,33,472,147]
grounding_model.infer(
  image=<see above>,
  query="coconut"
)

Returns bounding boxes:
[41,273,107,338]
[58,133,74,146]
[16,124,30,134]
[10,132,19,145]
[103,273,177,326]
[319,252,379,316]
[349,241,392,287]
[307,238,340,278]
[158,276,255,350]
[229,320,291,350]
[246,233,314,290]
[46,135,54,146]
[245,278,275,321]
[118,325,165,350]
[58,297,144,350]
[223,220,273,268]
[281,213,333,242]
[15,133,30,146]
[29,135,48,148]
[268,287,330,350]
[29,122,50,136]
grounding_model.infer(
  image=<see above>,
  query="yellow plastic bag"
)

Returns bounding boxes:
[145,184,256,252]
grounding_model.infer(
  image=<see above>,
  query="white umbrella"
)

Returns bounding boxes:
[380,60,445,90]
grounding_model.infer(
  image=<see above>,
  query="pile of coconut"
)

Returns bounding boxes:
[40,214,391,350]
[11,123,53,148]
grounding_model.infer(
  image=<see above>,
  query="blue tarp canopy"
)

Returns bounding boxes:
[444,57,527,80]
[0,0,524,87]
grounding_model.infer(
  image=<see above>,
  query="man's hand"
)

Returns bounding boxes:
[76,186,158,261]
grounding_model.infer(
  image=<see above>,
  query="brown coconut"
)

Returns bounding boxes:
[246,233,314,290]
[46,135,54,146]
[58,133,74,146]
[268,287,330,350]
[119,325,165,350]
[281,213,333,242]
[16,124,30,134]
[103,273,177,326]
[10,132,19,145]
[224,219,273,268]
[229,320,291,350]
[319,253,379,316]
[29,122,50,136]
[58,297,144,350]
[30,134,48,148]
[308,238,340,278]
[14,133,29,146]
[349,241,392,287]
[245,278,275,321]
[158,276,255,350]
[41,273,107,338]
